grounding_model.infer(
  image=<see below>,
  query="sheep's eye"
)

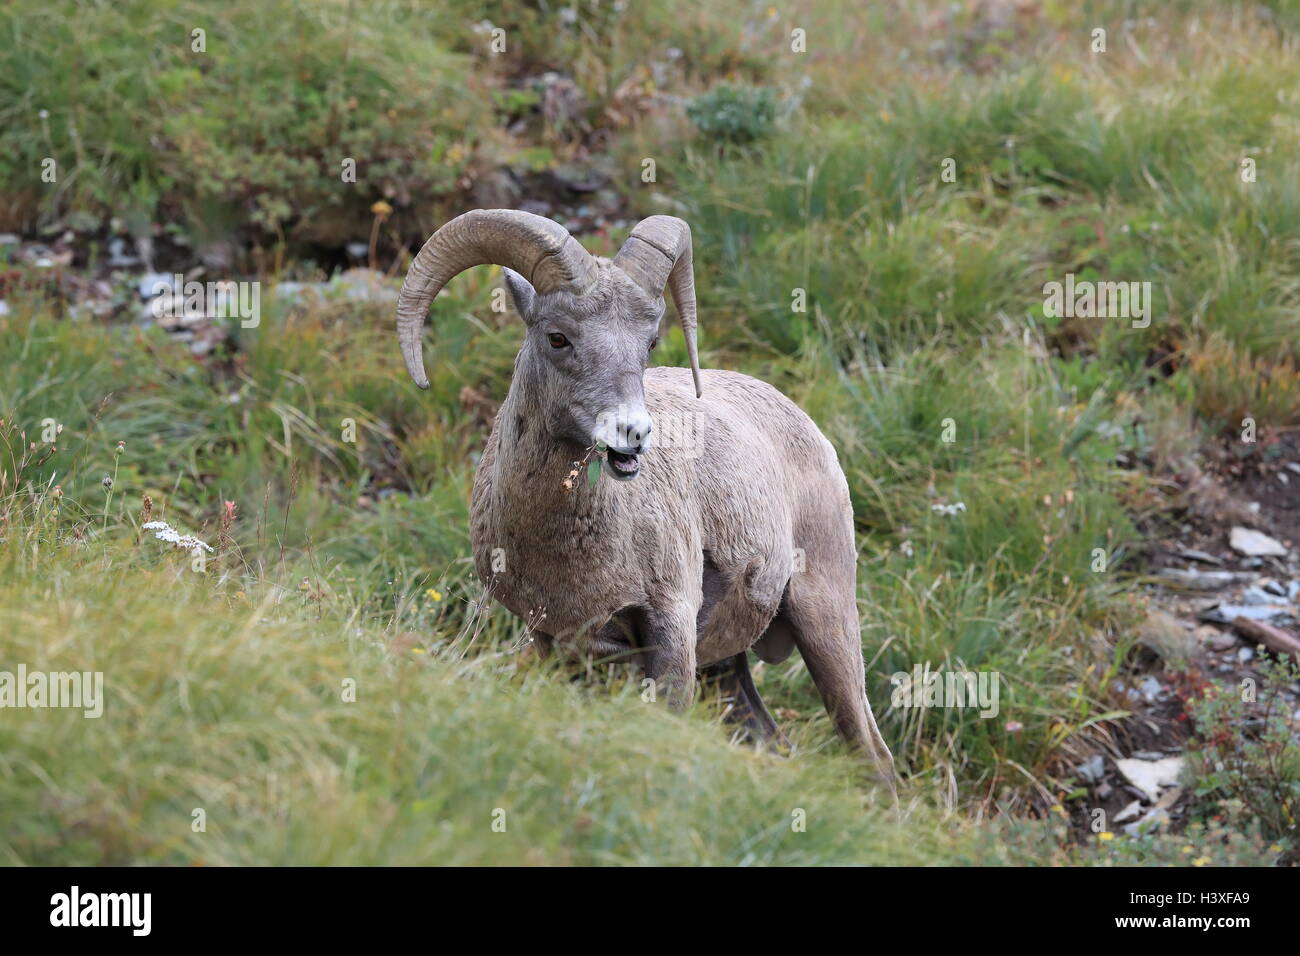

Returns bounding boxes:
[648,337,659,352]
[547,332,570,349]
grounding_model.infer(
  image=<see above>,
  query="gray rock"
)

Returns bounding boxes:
[138,272,175,299]
[107,236,139,268]
[1230,527,1289,558]
[1123,806,1171,837]
[1199,603,1295,624]
[276,270,397,306]
[334,268,398,303]
[274,281,323,301]
[1157,568,1251,590]
[1076,754,1105,783]
[1116,756,1185,803]
[1173,547,1223,566]
[1242,585,1279,605]
[1122,787,1182,836]
[1113,799,1144,824]
[1139,676,1164,703]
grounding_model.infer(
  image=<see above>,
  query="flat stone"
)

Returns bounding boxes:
[1242,585,1279,605]
[1230,527,1288,558]
[1123,806,1172,837]
[1113,799,1144,824]
[1173,547,1223,565]
[1157,568,1251,590]
[1076,754,1105,783]
[1199,603,1294,625]
[1115,756,1185,802]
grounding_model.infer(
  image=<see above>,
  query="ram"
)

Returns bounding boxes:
[396,209,895,787]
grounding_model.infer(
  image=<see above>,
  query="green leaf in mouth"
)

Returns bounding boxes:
[587,459,601,487]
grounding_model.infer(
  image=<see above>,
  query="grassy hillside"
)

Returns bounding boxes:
[1,0,1297,864]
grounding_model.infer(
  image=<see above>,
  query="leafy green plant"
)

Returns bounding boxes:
[1184,655,1300,858]
[686,83,776,144]
[0,0,483,243]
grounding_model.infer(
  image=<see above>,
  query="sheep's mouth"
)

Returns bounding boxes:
[604,448,640,480]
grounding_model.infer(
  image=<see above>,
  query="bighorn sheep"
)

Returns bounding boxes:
[396,209,895,787]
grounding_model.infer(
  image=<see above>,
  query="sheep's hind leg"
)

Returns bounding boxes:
[699,653,792,754]
[784,580,896,792]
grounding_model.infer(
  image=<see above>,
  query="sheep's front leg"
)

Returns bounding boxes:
[639,603,698,709]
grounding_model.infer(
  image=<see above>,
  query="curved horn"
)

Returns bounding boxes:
[396,209,598,388]
[613,216,702,398]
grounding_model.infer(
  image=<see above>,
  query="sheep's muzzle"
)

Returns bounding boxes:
[604,448,640,480]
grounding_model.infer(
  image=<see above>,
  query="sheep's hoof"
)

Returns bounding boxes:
[699,652,793,755]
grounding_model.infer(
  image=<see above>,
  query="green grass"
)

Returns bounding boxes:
[0,429,1038,865]
[0,428,1277,866]
[2,0,1299,864]
[0,0,769,243]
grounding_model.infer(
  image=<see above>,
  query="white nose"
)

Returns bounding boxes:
[594,406,653,453]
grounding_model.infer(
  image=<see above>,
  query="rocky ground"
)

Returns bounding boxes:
[1062,444,1300,851]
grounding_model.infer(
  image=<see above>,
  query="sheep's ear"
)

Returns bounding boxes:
[502,268,536,323]
[653,295,668,332]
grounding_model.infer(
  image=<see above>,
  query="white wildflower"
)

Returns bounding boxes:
[1095,421,1126,441]
[142,520,213,553]
[930,502,967,517]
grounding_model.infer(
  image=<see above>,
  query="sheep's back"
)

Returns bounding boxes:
[643,366,851,569]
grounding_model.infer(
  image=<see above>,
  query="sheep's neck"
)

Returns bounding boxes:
[492,356,588,508]
[486,359,626,634]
